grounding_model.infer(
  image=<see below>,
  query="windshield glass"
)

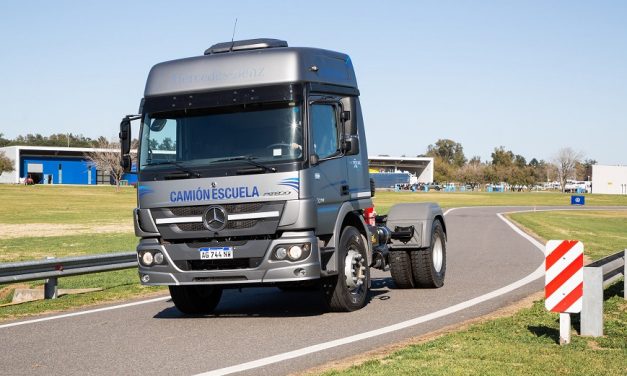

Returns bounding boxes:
[139,102,303,169]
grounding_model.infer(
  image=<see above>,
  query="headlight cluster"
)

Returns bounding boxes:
[271,243,311,262]
[139,250,167,266]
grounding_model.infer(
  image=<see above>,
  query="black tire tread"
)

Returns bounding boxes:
[324,226,370,312]
[389,250,414,288]
[410,221,446,288]
[169,285,223,315]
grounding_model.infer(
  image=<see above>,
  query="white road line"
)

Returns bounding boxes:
[194,208,545,376]
[0,296,170,330]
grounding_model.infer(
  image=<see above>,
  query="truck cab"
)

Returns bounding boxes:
[121,39,446,314]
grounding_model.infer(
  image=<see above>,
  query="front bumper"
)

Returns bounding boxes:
[136,231,321,286]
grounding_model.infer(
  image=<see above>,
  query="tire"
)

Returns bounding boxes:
[168,285,223,315]
[389,250,414,288]
[322,226,370,312]
[410,220,446,288]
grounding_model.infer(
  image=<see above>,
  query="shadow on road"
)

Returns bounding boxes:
[154,282,392,319]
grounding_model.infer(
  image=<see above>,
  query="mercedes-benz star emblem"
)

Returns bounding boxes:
[203,206,227,231]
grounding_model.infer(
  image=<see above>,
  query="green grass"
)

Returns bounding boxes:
[0,269,163,320]
[0,185,136,224]
[509,210,627,261]
[321,282,626,376]
[372,191,627,214]
[0,233,138,262]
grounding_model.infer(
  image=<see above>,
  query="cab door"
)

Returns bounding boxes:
[309,100,348,235]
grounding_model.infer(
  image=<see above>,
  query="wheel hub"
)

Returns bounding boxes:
[344,249,366,292]
[433,237,443,272]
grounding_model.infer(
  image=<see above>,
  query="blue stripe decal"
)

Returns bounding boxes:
[279,178,300,192]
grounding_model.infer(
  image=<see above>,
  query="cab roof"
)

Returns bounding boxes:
[144,39,358,97]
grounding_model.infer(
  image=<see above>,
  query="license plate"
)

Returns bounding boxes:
[199,247,233,260]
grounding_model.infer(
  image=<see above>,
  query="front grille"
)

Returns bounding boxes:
[187,258,262,270]
[176,219,259,232]
[177,223,206,231]
[169,202,265,217]
[170,206,206,216]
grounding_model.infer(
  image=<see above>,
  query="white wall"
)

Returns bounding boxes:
[0,146,19,184]
[591,165,627,194]
[416,159,434,183]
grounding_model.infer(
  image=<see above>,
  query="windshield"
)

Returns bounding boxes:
[139,102,303,169]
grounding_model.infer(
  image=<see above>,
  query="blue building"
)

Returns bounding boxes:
[0,146,136,185]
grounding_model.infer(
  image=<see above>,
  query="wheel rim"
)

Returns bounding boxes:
[432,236,443,273]
[344,249,366,294]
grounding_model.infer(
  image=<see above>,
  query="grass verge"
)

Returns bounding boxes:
[0,185,136,224]
[319,282,626,376]
[0,269,165,320]
[373,191,627,214]
[0,232,137,262]
[508,210,627,261]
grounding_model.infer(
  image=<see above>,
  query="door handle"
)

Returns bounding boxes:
[341,185,349,196]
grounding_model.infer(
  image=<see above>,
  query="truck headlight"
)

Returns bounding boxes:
[141,251,154,266]
[287,246,303,260]
[271,243,311,262]
[153,252,165,264]
[275,247,287,260]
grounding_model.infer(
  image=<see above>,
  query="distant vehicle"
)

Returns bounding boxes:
[564,180,591,193]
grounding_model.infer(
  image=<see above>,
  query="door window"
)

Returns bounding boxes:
[310,104,339,159]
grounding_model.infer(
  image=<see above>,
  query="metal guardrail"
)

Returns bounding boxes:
[581,249,626,337]
[0,252,137,299]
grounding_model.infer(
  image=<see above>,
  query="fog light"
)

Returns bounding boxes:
[141,274,150,283]
[288,245,303,261]
[275,247,287,260]
[153,252,164,265]
[141,251,154,266]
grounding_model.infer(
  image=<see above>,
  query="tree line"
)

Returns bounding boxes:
[0,132,106,148]
[422,139,595,190]
[0,133,594,191]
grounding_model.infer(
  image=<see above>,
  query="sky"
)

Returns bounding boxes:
[1,1,626,165]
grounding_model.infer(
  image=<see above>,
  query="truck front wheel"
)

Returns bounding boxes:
[169,285,223,315]
[323,226,370,312]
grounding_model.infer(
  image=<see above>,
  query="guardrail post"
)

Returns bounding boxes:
[559,313,571,344]
[581,267,603,337]
[44,277,58,299]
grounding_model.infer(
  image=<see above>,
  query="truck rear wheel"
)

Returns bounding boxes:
[411,220,446,288]
[323,226,370,312]
[389,250,415,288]
[169,285,223,314]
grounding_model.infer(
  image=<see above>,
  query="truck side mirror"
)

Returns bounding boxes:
[341,135,359,155]
[119,117,132,172]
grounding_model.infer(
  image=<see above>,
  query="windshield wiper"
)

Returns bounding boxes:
[146,160,202,178]
[212,156,277,173]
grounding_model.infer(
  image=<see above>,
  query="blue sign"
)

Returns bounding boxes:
[571,195,585,205]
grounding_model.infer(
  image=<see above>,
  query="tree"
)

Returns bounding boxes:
[426,139,466,167]
[456,161,485,190]
[553,147,584,192]
[84,138,125,188]
[0,133,10,147]
[0,151,13,174]
[491,146,514,167]
[577,159,597,181]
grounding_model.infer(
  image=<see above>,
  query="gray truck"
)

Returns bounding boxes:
[119,38,447,313]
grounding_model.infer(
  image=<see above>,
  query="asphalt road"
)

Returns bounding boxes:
[0,207,550,376]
